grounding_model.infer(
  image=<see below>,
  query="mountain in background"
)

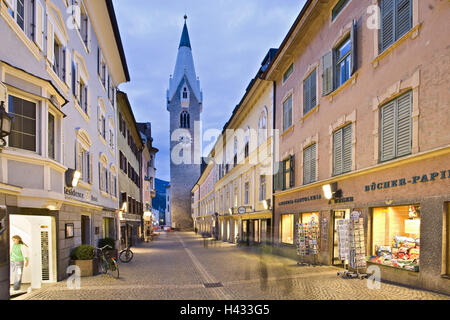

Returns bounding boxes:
[152,178,169,214]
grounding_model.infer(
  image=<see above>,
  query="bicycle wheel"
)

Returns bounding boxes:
[119,250,133,263]
[98,258,108,274]
[108,258,120,279]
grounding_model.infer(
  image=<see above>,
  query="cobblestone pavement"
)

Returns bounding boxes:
[14,232,450,300]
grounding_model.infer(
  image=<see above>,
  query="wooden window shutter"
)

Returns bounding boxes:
[333,129,343,175]
[310,144,317,183]
[396,91,412,157]
[396,0,412,40]
[97,47,101,75]
[46,17,54,64]
[350,19,357,75]
[65,49,71,87]
[380,0,395,52]
[322,51,333,95]
[342,124,353,173]
[380,100,396,162]
[34,0,44,49]
[303,147,311,185]
[310,70,317,108]
[289,155,295,188]
[74,141,78,171]
[89,152,93,184]
[303,77,310,115]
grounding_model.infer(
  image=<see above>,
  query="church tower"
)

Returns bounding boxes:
[167,16,202,230]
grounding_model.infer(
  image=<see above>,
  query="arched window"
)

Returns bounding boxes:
[258,107,268,146]
[183,87,188,99]
[180,111,190,128]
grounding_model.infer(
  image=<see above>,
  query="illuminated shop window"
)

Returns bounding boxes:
[281,214,294,244]
[370,205,420,272]
[299,212,319,225]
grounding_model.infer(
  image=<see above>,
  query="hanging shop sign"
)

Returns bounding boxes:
[279,194,322,206]
[365,170,450,192]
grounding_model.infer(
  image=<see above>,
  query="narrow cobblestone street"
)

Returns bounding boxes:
[14,232,450,300]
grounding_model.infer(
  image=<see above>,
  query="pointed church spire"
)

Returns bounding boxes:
[167,15,202,104]
[179,15,191,49]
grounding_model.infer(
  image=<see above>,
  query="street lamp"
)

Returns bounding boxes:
[65,169,81,188]
[322,182,342,200]
[0,101,13,148]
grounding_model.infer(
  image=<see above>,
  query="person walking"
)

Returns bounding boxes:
[10,235,29,292]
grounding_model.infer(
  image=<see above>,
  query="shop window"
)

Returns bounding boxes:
[447,205,450,276]
[299,212,319,224]
[281,214,294,244]
[8,95,37,152]
[370,205,420,272]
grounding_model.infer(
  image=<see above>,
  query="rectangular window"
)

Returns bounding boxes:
[281,214,294,244]
[48,113,55,159]
[80,4,89,47]
[332,0,350,21]
[283,95,293,132]
[283,63,294,83]
[79,79,88,113]
[8,95,36,152]
[333,124,352,176]
[380,0,412,53]
[447,204,450,275]
[259,175,266,202]
[244,182,249,205]
[380,91,412,162]
[283,159,290,190]
[303,69,317,115]
[371,205,420,272]
[303,144,317,185]
[335,37,351,88]
[16,0,25,31]
[299,212,319,224]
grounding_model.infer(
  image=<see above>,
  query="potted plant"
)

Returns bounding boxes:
[70,244,95,277]
[98,237,118,260]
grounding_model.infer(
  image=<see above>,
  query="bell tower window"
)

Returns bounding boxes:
[180,111,190,129]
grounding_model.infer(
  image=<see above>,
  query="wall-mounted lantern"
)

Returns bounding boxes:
[322,182,342,200]
[65,169,81,188]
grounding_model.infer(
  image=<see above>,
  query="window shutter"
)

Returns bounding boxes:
[303,77,310,115]
[89,152,93,184]
[97,47,101,75]
[71,61,76,97]
[65,49,71,87]
[350,19,357,75]
[86,151,90,183]
[310,70,317,108]
[62,47,66,82]
[333,130,343,175]
[98,162,102,190]
[310,144,317,183]
[46,17,54,64]
[396,91,412,157]
[380,0,395,52]
[98,107,102,135]
[342,124,353,173]
[396,0,412,40]
[380,101,396,161]
[303,147,311,185]
[289,155,295,188]
[74,141,78,171]
[34,0,44,49]
[322,51,333,95]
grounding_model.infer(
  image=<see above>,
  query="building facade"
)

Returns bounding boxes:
[117,91,143,249]
[267,0,450,294]
[167,18,202,230]
[0,0,129,299]
[192,161,216,237]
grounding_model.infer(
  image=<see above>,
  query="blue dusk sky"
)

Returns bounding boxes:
[113,0,306,182]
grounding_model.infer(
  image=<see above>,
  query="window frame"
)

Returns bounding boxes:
[282,63,294,83]
[334,36,352,89]
[332,0,351,22]
[282,95,293,132]
[379,0,413,53]
[280,214,294,245]
[333,123,353,176]
[303,143,317,185]
[303,69,317,116]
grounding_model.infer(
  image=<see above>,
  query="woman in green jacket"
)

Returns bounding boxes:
[10,235,29,291]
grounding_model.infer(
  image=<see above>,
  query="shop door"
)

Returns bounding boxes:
[81,215,91,245]
[242,221,249,245]
[0,208,8,299]
[332,210,350,265]
[261,220,268,244]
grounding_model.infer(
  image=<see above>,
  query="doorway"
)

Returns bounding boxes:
[9,215,56,293]
[332,209,350,265]
[81,215,91,245]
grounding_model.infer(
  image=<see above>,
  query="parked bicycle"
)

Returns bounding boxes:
[119,245,134,263]
[95,245,119,279]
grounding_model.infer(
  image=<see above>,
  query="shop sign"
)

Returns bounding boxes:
[279,194,322,206]
[64,187,85,200]
[330,196,354,204]
[364,170,450,192]
[238,207,246,214]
